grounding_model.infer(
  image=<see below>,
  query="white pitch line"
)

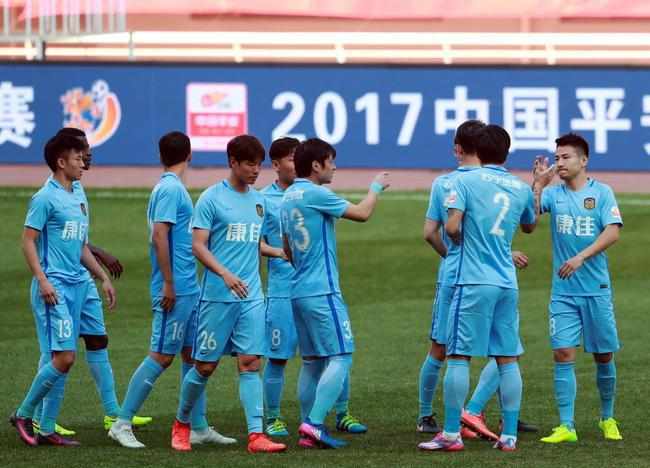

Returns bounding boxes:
[1,190,649,206]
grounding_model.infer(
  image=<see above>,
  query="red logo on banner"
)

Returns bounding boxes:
[186,83,248,151]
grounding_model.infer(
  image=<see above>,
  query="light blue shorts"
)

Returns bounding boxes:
[447,285,521,357]
[31,277,88,353]
[150,293,199,355]
[430,284,455,345]
[265,297,298,360]
[292,293,355,358]
[549,294,620,354]
[79,280,106,336]
[192,298,266,362]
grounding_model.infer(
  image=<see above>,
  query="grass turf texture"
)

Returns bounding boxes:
[0,187,647,468]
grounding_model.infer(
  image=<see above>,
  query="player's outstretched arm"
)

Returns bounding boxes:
[445,208,464,245]
[89,243,123,279]
[260,240,288,261]
[424,219,447,258]
[282,234,294,267]
[342,172,390,222]
[152,222,175,312]
[192,227,248,299]
[532,155,556,217]
[22,227,58,305]
[558,224,620,279]
[82,244,116,309]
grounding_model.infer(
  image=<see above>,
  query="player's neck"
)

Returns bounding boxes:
[565,172,588,191]
[53,172,74,192]
[459,154,481,167]
[306,174,322,185]
[228,174,249,193]
[275,179,291,191]
[164,163,186,179]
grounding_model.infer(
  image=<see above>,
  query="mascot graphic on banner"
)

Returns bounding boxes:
[60,79,121,147]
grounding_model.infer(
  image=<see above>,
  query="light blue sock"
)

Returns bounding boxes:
[418,355,443,419]
[40,372,68,435]
[554,361,576,429]
[239,371,264,434]
[263,361,286,420]
[443,359,470,434]
[182,361,208,431]
[596,360,616,420]
[308,354,353,425]
[86,349,120,417]
[33,353,49,423]
[177,366,209,424]
[118,356,164,421]
[466,358,500,416]
[17,362,65,418]
[334,371,350,416]
[297,359,326,421]
[498,361,522,438]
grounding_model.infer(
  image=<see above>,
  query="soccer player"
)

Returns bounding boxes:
[109,131,234,448]
[280,138,389,449]
[171,134,287,454]
[418,125,536,452]
[11,133,116,446]
[418,120,485,435]
[32,127,151,437]
[534,133,623,443]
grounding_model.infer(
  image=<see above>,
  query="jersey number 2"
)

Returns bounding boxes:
[490,192,511,237]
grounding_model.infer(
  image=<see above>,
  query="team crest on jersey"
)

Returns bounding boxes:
[256,203,264,217]
[80,203,87,216]
[584,197,596,210]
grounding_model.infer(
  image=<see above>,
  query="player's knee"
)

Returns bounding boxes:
[82,334,108,350]
[180,347,194,364]
[429,342,446,361]
[593,352,613,364]
[238,355,260,372]
[269,358,287,366]
[195,361,218,377]
[149,352,175,369]
[53,351,76,372]
[553,348,575,362]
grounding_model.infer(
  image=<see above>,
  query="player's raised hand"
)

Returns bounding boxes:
[558,254,585,279]
[512,250,529,269]
[372,172,391,191]
[161,281,176,312]
[102,278,117,309]
[38,278,58,305]
[533,155,556,189]
[223,270,248,299]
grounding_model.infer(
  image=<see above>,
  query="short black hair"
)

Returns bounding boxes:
[555,132,589,158]
[294,138,336,178]
[56,127,87,139]
[227,134,265,163]
[476,124,511,165]
[454,119,486,155]
[269,137,300,161]
[159,131,191,167]
[43,133,86,171]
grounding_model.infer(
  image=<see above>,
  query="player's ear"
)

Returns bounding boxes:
[312,160,321,174]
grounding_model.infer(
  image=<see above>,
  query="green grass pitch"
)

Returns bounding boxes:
[0,187,647,467]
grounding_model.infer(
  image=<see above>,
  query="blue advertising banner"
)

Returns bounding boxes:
[1,63,650,170]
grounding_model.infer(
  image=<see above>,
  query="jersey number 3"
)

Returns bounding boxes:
[490,192,511,237]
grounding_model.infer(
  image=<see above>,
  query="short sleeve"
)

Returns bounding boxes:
[520,186,536,225]
[308,187,349,218]
[24,192,51,231]
[425,180,442,221]
[447,176,467,213]
[192,190,215,230]
[599,185,623,226]
[152,184,180,225]
[540,187,552,214]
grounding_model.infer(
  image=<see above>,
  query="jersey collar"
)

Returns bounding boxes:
[46,175,66,190]
[293,178,312,185]
[483,164,508,173]
[161,171,179,180]
[222,178,250,193]
[457,165,480,172]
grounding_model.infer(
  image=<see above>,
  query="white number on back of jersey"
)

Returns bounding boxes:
[291,208,310,252]
[490,192,511,237]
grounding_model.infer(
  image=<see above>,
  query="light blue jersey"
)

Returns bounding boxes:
[448,165,535,289]
[280,178,349,299]
[541,179,622,296]
[25,176,89,283]
[194,180,266,302]
[261,182,294,298]
[147,172,199,298]
[426,166,480,287]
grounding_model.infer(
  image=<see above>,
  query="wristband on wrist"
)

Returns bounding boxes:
[370,181,384,194]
